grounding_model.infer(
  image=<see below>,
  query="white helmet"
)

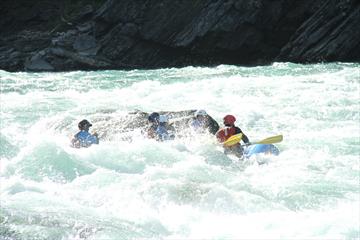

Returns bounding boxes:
[159,115,168,123]
[194,109,207,117]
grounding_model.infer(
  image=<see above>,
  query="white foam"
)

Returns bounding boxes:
[1,63,359,239]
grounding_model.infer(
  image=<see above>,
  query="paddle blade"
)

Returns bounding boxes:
[223,133,242,147]
[256,135,283,144]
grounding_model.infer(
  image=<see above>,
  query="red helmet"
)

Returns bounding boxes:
[223,115,236,125]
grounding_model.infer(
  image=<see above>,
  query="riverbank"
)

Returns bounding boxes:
[0,0,359,72]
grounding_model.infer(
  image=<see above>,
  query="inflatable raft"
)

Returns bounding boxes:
[244,144,280,158]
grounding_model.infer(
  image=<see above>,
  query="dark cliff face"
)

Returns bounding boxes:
[0,0,359,72]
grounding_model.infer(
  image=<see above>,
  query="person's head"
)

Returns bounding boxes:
[194,109,207,121]
[78,119,92,131]
[223,115,236,127]
[148,112,160,124]
[159,115,168,125]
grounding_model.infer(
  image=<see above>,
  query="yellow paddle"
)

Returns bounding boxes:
[223,133,243,147]
[255,135,283,145]
[223,134,283,147]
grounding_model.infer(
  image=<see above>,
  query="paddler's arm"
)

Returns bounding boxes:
[241,133,250,144]
[235,127,250,144]
[71,133,81,148]
[92,132,99,144]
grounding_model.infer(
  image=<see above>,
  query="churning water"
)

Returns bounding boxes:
[0,63,359,239]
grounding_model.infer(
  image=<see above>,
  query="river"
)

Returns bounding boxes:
[0,63,359,239]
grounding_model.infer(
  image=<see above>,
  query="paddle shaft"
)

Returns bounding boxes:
[224,134,283,147]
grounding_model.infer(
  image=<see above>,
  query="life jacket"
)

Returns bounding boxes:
[155,125,175,141]
[73,130,98,147]
[216,126,238,143]
[190,119,207,133]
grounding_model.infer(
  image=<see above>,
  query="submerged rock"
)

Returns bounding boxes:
[62,110,220,141]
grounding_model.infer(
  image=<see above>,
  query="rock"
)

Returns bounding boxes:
[51,30,78,47]
[121,23,138,36]
[276,0,360,62]
[24,54,54,71]
[0,0,359,72]
[72,34,98,55]
[73,110,220,141]
[76,22,94,33]
[94,0,144,24]
[74,4,94,21]
[50,47,110,68]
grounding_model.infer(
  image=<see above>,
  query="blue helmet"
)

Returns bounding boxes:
[148,112,160,122]
[159,115,168,123]
[194,109,207,117]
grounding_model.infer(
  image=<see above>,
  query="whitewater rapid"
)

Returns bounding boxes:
[0,63,359,239]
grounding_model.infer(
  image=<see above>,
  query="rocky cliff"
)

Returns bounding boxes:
[0,0,359,72]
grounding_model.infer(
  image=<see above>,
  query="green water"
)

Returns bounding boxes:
[0,63,359,239]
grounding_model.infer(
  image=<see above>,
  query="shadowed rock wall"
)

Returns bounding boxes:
[0,0,359,72]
